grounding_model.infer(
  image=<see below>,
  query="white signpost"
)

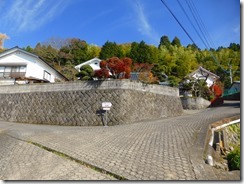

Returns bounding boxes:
[102,102,112,126]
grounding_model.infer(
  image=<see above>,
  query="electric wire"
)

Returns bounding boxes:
[184,0,212,49]
[159,0,196,45]
[160,0,228,73]
[188,0,216,48]
[176,0,209,49]
[186,0,228,73]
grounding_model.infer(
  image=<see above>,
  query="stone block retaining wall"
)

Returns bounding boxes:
[180,97,211,110]
[0,80,183,126]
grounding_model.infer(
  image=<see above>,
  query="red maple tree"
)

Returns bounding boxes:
[209,80,224,105]
[94,57,132,79]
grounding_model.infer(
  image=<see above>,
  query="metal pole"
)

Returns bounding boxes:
[105,110,108,127]
[229,64,232,84]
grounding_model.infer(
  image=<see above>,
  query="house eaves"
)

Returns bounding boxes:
[0,46,69,81]
[188,66,220,79]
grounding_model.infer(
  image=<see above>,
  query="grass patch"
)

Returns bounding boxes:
[226,145,240,171]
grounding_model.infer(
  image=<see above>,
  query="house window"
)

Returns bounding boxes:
[43,71,51,81]
[0,66,4,77]
[0,66,26,78]
[20,66,26,72]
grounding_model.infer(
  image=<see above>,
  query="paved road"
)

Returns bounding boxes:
[0,101,240,180]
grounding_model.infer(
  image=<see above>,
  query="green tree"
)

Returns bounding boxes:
[187,43,200,51]
[59,61,78,81]
[168,76,181,87]
[24,46,34,53]
[99,41,122,60]
[119,43,131,58]
[171,36,181,47]
[182,77,211,100]
[57,38,89,66]
[158,45,173,75]
[86,44,101,59]
[58,46,72,66]
[158,35,171,49]
[33,43,59,66]
[158,44,198,86]
[129,41,158,64]
[75,65,94,80]
[129,42,139,64]
[69,38,89,65]
[45,45,59,66]
[228,43,240,52]
[33,43,45,57]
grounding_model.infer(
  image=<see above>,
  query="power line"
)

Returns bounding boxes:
[186,0,214,49]
[184,0,211,49]
[186,0,228,73]
[159,0,196,45]
[187,0,216,48]
[159,0,228,73]
[176,0,209,49]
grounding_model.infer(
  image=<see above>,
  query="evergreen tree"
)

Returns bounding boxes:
[171,36,181,47]
[99,41,122,60]
[158,35,171,49]
[129,41,158,64]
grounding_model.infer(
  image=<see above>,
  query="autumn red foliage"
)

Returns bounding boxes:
[94,57,132,79]
[94,68,110,79]
[210,81,224,105]
[131,63,158,83]
[210,83,223,97]
[132,63,154,72]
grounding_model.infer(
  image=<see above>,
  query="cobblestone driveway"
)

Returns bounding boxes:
[0,101,240,180]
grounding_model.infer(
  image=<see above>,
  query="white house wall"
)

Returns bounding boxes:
[75,58,101,72]
[192,72,217,87]
[0,53,28,66]
[0,52,56,82]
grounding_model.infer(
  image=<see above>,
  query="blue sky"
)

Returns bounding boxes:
[0,0,240,50]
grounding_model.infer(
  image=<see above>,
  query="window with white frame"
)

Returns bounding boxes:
[43,70,51,81]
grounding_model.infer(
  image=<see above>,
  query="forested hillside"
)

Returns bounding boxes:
[0,36,240,89]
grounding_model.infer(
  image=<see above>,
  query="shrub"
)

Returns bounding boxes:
[76,65,94,80]
[227,147,240,170]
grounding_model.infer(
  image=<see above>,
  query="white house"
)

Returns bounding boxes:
[187,66,220,87]
[74,57,102,72]
[0,46,68,85]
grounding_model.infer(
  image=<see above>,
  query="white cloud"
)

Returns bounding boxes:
[2,0,72,33]
[131,1,159,43]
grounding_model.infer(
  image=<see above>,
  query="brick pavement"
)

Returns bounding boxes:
[0,131,115,180]
[0,100,240,180]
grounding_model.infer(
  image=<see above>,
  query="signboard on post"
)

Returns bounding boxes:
[102,102,112,127]
[102,102,112,110]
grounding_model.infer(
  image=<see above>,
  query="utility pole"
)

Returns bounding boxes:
[229,64,232,84]
[228,60,233,84]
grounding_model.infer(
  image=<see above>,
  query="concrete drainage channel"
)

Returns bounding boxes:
[205,115,240,167]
